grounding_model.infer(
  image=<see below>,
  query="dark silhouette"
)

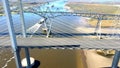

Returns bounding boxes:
[23,60,40,68]
[32,60,40,68]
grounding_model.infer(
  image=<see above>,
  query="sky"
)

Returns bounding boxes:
[0,0,120,3]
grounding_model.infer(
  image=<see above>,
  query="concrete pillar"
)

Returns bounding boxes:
[18,0,27,38]
[25,48,31,68]
[2,0,22,68]
[112,50,120,68]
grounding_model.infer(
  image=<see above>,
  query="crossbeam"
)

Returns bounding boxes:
[1,37,120,50]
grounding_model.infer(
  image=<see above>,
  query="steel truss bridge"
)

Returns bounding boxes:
[1,0,120,68]
[24,10,120,20]
[23,10,120,38]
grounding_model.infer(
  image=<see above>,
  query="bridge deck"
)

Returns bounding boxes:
[1,37,120,49]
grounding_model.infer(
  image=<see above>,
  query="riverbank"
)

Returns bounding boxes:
[84,49,120,68]
[6,49,119,68]
[67,3,120,28]
[6,49,87,68]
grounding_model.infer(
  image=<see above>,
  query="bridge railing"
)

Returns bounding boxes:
[0,2,15,68]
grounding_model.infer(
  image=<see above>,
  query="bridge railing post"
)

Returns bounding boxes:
[18,0,27,38]
[94,18,102,39]
[2,0,22,68]
[111,50,120,68]
[24,47,31,68]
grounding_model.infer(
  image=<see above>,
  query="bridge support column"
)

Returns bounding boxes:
[43,19,48,31]
[46,19,53,38]
[2,0,22,68]
[94,18,102,39]
[111,50,120,68]
[24,48,31,68]
[18,0,27,38]
[46,25,52,38]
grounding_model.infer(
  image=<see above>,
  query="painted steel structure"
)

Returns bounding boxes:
[18,0,27,38]
[2,0,22,68]
[2,0,120,68]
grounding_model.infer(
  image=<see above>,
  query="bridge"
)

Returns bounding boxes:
[17,7,120,38]
[13,8,120,20]
[24,10,120,20]
[1,0,120,68]
[11,2,120,20]
[20,8,120,38]
[0,37,119,50]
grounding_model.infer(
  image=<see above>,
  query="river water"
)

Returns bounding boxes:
[0,0,89,68]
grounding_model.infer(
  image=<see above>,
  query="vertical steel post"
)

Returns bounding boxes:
[18,0,27,38]
[46,19,52,38]
[2,0,22,68]
[112,50,120,68]
[14,48,22,68]
[94,18,102,39]
[43,18,48,31]
[25,47,31,68]
[98,19,101,39]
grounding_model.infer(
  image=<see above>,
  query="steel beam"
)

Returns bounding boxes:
[46,18,53,38]
[18,0,27,38]
[2,0,22,68]
[94,18,102,39]
[46,7,54,38]
[43,19,48,30]
[25,48,31,68]
[14,48,22,68]
[112,50,120,68]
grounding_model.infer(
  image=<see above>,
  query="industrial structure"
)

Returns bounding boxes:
[1,0,120,68]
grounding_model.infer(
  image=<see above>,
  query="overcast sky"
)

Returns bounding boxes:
[0,0,120,3]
